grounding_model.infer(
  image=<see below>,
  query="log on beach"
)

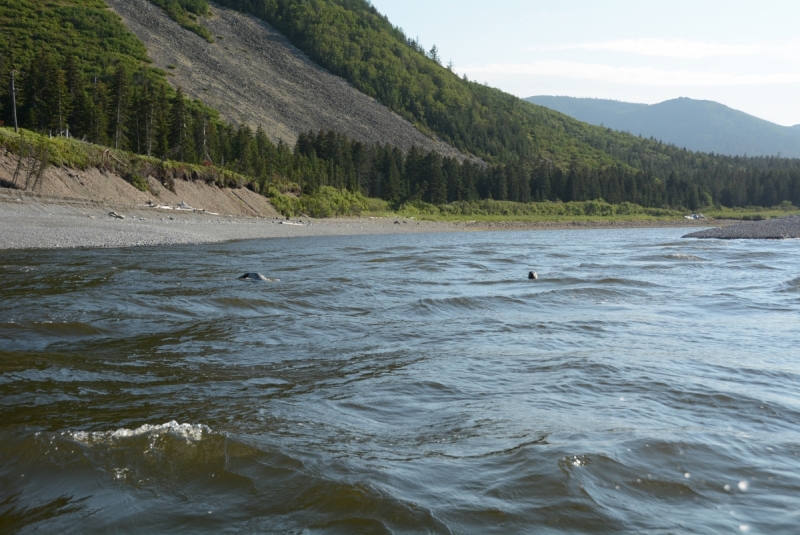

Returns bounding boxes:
[683,215,800,239]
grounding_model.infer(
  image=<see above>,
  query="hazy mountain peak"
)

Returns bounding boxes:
[526,96,800,157]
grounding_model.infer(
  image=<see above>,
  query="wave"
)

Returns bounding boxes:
[67,421,212,445]
[780,277,800,292]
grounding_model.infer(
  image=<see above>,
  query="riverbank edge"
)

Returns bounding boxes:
[0,190,726,251]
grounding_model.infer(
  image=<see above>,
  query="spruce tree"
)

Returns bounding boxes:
[70,86,93,140]
[0,45,8,128]
[424,151,446,204]
[48,68,71,135]
[109,63,130,149]
[152,83,170,158]
[88,76,110,146]
[169,88,194,162]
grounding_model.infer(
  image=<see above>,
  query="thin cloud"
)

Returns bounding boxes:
[534,39,772,59]
[460,61,800,87]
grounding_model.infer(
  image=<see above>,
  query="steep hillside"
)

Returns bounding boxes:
[105,0,463,158]
[3,0,800,210]
[209,0,800,171]
[527,96,800,158]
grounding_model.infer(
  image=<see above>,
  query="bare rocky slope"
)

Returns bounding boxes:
[105,0,465,159]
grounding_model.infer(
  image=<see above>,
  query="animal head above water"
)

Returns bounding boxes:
[239,273,269,281]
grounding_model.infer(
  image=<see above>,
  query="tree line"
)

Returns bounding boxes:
[3,44,800,210]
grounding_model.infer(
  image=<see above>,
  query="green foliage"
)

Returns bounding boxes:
[215,0,619,167]
[3,0,800,217]
[146,0,215,43]
[396,199,682,220]
[213,0,800,210]
[128,172,150,191]
[267,186,370,218]
[704,205,800,220]
[0,126,249,191]
[0,0,151,81]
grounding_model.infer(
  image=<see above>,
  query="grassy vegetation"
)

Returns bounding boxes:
[6,126,800,223]
[0,0,154,79]
[264,186,689,222]
[266,185,371,218]
[0,126,249,192]
[2,2,798,222]
[703,205,800,221]
[146,0,215,43]
[215,0,800,210]
[5,127,800,223]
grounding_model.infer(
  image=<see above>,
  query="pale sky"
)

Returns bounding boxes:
[369,0,800,126]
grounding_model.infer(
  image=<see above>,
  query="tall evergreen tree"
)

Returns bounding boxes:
[85,75,110,146]
[109,63,130,149]
[152,83,170,158]
[169,87,193,162]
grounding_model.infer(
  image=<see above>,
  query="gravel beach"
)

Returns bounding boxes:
[0,196,466,250]
[1,191,723,251]
[683,216,800,239]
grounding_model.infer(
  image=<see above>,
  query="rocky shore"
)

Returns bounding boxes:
[1,190,722,251]
[683,216,800,239]
[0,194,461,250]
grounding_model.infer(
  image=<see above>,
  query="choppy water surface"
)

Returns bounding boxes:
[1,229,799,534]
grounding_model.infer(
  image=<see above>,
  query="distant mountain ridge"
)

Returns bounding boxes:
[526,96,800,158]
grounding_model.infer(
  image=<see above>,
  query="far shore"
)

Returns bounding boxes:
[0,190,724,251]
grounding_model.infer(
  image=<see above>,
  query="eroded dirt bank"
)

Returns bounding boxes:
[0,147,279,219]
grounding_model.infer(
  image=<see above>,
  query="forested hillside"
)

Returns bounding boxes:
[2,0,800,210]
[210,0,800,208]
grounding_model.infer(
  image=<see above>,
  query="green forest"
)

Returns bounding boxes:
[2,0,800,212]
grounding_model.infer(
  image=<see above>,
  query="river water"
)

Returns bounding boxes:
[1,228,799,534]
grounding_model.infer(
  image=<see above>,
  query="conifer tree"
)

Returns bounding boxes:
[0,44,9,128]
[127,84,147,154]
[49,68,71,135]
[65,56,81,101]
[109,63,130,149]
[88,75,110,146]
[424,151,446,204]
[70,85,93,140]
[169,87,193,162]
[429,45,440,64]
[152,83,170,158]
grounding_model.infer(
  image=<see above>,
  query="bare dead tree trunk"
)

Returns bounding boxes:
[115,96,122,150]
[11,143,31,188]
[146,102,153,157]
[11,70,18,133]
[30,147,50,192]
[9,39,19,133]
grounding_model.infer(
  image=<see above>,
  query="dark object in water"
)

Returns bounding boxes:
[239,273,269,281]
[528,271,538,280]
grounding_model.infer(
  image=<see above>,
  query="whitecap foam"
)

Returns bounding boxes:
[68,421,212,445]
